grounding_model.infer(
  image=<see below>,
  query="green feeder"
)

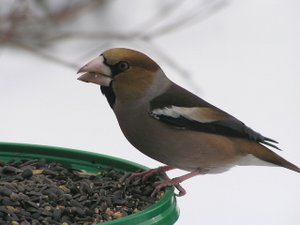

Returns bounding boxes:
[0,142,179,225]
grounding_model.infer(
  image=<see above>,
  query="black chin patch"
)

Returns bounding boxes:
[100,84,115,108]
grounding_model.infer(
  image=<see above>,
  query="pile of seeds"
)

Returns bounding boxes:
[0,159,162,225]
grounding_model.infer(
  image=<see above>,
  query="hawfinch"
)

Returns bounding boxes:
[78,48,300,196]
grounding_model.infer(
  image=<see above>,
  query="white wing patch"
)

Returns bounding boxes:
[151,106,219,123]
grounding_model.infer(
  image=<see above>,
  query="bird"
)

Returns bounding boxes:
[77,48,300,196]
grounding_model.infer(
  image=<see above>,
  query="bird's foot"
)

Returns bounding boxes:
[151,169,203,197]
[159,171,187,197]
[151,176,187,197]
[130,165,175,182]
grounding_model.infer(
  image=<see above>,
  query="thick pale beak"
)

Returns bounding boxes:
[77,55,112,86]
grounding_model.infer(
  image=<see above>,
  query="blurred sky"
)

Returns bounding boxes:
[1,0,300,224]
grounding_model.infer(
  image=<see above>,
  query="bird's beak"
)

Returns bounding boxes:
[77,55,112,86]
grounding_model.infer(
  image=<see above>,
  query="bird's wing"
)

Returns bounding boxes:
[150,83,280,150]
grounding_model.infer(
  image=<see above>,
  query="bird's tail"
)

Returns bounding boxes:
[255,145,300,173]
[237,139,300,173]
[280,158,300,173]
[272,153,300,173]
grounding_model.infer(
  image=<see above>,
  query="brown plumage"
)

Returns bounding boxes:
[78,48,300,196]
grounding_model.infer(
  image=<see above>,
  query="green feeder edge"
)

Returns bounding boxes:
[0,142,180,225]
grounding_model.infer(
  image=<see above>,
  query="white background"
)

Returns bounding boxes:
[1,0,300,224]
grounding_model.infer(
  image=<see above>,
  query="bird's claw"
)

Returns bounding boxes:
[130,166,187,197]
[173,183,187,197]
[130,169,159,182]
[151,178,187,197]
[130,165,175,182]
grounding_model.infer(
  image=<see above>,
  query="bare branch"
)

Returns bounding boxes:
[0,0,229,80]
[10,41,78,70]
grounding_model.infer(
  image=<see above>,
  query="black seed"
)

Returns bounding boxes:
[19,159,38,168]
[20,220,31,225]
[2,166,20,174]
[0,159,162,224]
[74,207,85,217]
[21,169,33,179]
[34,159,46,168]
[53,208,62,221]
[42,168,58,176]
[0,186,13,196]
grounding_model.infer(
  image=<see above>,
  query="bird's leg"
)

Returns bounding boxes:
[160,171,187,197]
[130,165,175,182]
[131,166,188,196]
[151,169,202,197]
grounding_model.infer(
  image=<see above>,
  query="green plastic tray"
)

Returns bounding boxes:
[0,142,179,225]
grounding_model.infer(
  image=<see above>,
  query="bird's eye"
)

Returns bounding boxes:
[117,61,129,71]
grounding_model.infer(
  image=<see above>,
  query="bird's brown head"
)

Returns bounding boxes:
[78,48,169,106]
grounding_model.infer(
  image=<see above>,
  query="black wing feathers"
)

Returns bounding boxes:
[150,83,280,150]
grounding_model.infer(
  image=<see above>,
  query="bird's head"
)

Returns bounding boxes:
[78,48,170,105]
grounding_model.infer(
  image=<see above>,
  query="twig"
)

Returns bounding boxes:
[0,0,228,83]
[141,0,228,39]
[11,41,78,70]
